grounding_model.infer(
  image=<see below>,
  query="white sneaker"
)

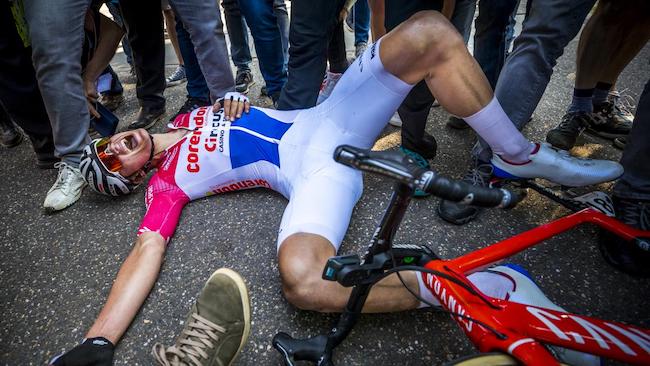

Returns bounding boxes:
[491,142,623,187]
[489,265,601,366]
[388,112,402,127]
[316,71,342,105]
[43,162,86,213]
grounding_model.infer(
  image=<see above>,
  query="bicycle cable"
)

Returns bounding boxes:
[387,250,508,340]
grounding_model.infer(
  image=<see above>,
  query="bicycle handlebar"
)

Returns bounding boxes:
[334,145,524,209]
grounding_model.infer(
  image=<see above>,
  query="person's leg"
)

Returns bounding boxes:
[273,0,290,68]
[237,0,286,100]
[449,0,477,44]
[221,0,253,73]
[354,0,370,47]
[23,0,89,211]
[546,0,650,150]
[169,0,234,102]
[162,4,183,66]
[175,19,210,102]
[368,0,386,42]
[277,0,345,110]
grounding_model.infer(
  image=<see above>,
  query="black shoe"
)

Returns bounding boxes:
[28,134,59,169]
[271,91,281,109]
[0,112,23,148]
[235,69,254,94]
[402,132,437,160]
[446,116,469,130]
[100,93,125,112]
[438,162,494,225]
[170,96,211,122]
[589,100,633,139]
[613,137,626,150]
[598,197,650,277]
[128,105,165,130]
[545,111,592,150]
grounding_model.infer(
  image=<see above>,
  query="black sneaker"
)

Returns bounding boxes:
[545,111,592,150]
[235,69,254,94]
[170,97,211,122]
[613,136,626,150]
[437,162,494,225]
[446,116,469,130]
[402,132,437,160]
[598,197,650,277]
[0,112,22,148]
[128,105,165,130]
[100,93,125,112]
[589,100,633,139]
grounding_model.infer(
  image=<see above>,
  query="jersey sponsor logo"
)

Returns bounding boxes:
[187,107,208,173]
[210,179,270,194]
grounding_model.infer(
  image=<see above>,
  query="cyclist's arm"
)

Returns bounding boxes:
[84,186,189,344]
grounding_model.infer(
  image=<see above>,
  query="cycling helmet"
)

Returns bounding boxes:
[80,137,138,196]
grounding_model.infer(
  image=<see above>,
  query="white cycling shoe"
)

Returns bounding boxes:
[491,143,623,187]
[487,265,601,366]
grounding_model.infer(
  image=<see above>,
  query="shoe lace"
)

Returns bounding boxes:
[609,90,636,117]
[556,112,589,133]
[169,66,185,80]
[51,162,76,192]
[156,313,227,366]
[462,162,493,187]
[617,200,649,231]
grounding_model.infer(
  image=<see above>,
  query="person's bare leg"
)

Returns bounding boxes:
[575,0,650,90]
[379,11,492,118]
[85,232,167,344]
[163,7,184,66]
[278,234,420,313]
[368,0,386,42]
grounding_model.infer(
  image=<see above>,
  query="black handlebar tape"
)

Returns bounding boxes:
[419,171,522,209]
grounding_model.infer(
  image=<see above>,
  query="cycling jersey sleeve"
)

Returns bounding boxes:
[137,174,190,242]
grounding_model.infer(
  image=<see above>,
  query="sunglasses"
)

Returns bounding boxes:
[95,137,123,172]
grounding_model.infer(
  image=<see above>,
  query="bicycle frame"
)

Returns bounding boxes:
[425,208,650,365]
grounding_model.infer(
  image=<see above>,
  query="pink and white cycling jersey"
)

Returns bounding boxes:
[138,106,293,241]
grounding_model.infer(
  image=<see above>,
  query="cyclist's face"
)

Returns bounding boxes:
[107,129,152,177]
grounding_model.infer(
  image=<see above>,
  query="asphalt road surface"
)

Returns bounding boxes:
[1,9,649,366]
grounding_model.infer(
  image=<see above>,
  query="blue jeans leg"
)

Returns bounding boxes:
[221,0,252,72]
[474,0,597,160]
[238,0,287,97]
[354,0,370,46]
[274,0,289,69]
[176,19,210,100]
[450,0,478,44]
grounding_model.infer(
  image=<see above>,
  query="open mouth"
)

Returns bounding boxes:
[111,134,139,154]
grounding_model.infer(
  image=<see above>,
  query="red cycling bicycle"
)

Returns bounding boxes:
[272,145,650,366]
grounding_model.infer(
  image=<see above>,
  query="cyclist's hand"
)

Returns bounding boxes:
[216,92,250,121]
[49,337,114,366]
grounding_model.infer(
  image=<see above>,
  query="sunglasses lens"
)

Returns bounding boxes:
[95,138,122,172]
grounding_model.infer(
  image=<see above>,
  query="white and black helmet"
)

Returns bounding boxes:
[80,138,138,196]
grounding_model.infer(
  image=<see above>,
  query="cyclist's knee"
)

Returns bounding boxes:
[397,11,464,58]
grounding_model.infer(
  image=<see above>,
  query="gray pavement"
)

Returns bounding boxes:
[1,9,649,366]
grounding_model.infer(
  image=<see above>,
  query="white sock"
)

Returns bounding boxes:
[416,270,513,308]
[463,97,534,163]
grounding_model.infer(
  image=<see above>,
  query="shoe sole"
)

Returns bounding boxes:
[166,79,187,87]
[209,268,251,366]
[235,80,256,94]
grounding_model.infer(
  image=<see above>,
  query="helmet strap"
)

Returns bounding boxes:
[142,133,157,172]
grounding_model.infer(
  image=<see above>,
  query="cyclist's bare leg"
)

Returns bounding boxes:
[278,233,420,313]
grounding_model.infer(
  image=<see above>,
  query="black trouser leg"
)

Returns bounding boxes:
[397,80,434,151]
[119,0,166,109]
[328,22,348,74]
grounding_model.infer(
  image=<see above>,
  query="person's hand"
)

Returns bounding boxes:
[339,8,349,22]
[83,77,101,119]
[49,337,114,366]
[216,92,251,121]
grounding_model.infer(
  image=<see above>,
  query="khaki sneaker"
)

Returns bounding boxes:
[152,268,251,366]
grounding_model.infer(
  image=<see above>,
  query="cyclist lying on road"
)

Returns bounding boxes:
[51,11,617,366]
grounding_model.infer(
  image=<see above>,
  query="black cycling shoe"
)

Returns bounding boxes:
[545,111,592,150]
[446,116,469,130]
[589,100,633,139]
[598,197,650,277]
[49,337,114,366]
[402,132,437,160]
[438,162,494,225]
[235,69,254,94]
[170,96,211,122]
[128,104,165,130]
